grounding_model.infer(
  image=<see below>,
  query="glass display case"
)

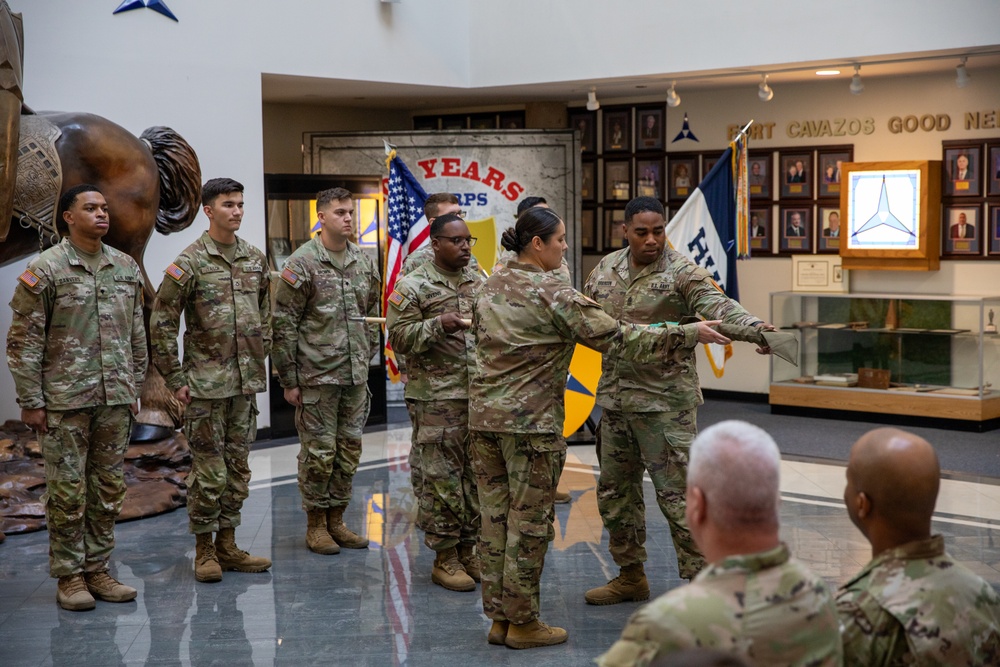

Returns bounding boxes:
[769,291,1000,424]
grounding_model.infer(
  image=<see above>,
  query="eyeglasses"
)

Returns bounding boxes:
[434,235,477,247]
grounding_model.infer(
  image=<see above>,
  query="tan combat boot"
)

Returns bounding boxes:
[487,620,509,646]
[584,563,649,605]
[194,532,223,583]
[431,547,476,592]
[306,509,340,554]
[56,573,96,611]
[215,527,272,572]
[327,505,369,549]
[554,490,571,504]
[84,571,137,602]
[457,542,481,582]
[504,619,568,649]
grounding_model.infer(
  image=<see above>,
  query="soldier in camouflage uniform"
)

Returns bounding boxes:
[838,427,1000,665]
[7,184,147,610]
[387,213,483,592]
[583,196,773,603]
[272,187,381,555]
[151,178,272,583]
[597,421,842,667]
[470,207,728,650]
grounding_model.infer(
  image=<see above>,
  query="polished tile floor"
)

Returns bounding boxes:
[2,420,999,666]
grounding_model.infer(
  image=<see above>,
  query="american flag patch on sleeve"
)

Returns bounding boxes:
[18,269,40,288]
[388,290,405,307]
[281,267,301,287]
[165,263,185,281]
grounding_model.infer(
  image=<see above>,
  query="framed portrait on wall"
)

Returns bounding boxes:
[989,205,1000,256]
[470,113,497,130]
[604,159,631,202]
[668,155,698,200]
[942,205,981,257]
[987,142,1000,197]
[703,155,720,177]
[748,151,771,200]
[817,206,842,253]
[635,158,663,199]
[818,148,852,198]
[602,106,631,153]
[441,114,467,130]
[779,151,813,199]
[569,109,597,154]
[498,112,525,129]
[581,160,596,201]
[749,206,771,254]
[581,206,597,251]
[942,143,981,197]
[413,116,438,131]
[635,104,665,151]
[779,206,813,253]
[604,208,627,250]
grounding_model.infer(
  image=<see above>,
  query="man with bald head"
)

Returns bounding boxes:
[838,427,1000,665]
[597,420,841,667]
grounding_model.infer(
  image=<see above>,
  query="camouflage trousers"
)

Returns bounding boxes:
[296,384,369,511]
[597,408,706,580]
[405,398,421,523]
[40,405,132,577]
[411,399,479,552]
[184,395,257,535]
[471,430,566,625]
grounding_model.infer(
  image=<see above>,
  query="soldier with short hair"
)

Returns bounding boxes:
[597,420,842,667]
[387,212,483,592]
[583,196,773,604]
[838,427,1000,665]
[7,183,147,610]
[151,177,272,582]
[272,187,381,555]
[399,192,480,277]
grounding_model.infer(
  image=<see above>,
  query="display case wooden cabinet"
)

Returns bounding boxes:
[769,291,1000,424]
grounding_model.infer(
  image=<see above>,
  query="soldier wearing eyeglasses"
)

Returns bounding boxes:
[387,212,484,592]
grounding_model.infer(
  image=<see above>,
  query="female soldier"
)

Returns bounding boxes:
[469,207,730,650]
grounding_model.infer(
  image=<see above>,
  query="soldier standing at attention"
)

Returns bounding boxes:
[583,196,773,604]
[387,212,483,592]
[838,427,1000,664]
[399,192,479,277]
[597,421,842,667]
[272,187,381,555]
[7,184,147,610]
[151,177,272,583]
[470,206,728,650]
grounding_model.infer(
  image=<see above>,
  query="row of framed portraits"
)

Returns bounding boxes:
[582,144,855,204]
[940,139,1000,198]
[412,111,526,131]
[569,104,666,155]
[580,203,1000,257]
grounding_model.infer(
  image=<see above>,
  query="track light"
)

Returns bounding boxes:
[586,87,600,111]
[757,74,773,102]
[850,65,864,95]
[956,57,971,88]
[666,81,680,108]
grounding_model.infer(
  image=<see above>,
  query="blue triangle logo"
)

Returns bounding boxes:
[113,0,145,14]
[566,374,593,397]
[146,0,179,22]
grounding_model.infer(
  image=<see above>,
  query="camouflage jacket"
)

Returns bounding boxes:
[597,543,843,667]
[401,243,480,277]
[272,237,380,388]
[386,261,482,401]
[837,534,1000,666]
[584,247,762,413]
[151,232,271,399]
[495,248,571,282]
[469,261,698,434]
[7,239,147,410]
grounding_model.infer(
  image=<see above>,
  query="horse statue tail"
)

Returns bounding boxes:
[139,126,201,235]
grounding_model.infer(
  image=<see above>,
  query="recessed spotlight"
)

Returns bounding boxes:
[816,70,840,76]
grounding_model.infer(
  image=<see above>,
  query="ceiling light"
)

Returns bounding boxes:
[666,81,680,108]
[850,65,864,95]
[757,74,773,102]
[956,57,971,88]
[816,70,840,76]
[586,87,600,111]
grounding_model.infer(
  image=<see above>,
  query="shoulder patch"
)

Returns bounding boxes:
[165,263,186,282]
[570,292,602,308]
[280,267,302,287]
[388,290,407,309]
[18,269,40,288]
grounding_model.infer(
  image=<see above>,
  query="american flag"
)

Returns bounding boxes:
[383,151,429,378]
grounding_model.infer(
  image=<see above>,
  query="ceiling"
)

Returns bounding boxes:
[262,46,1000,110]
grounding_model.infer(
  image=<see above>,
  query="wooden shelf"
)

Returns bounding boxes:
[769,383,1000,422]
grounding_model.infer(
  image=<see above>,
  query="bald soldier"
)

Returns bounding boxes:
[838,427,1000,665]
[598,421,841,667]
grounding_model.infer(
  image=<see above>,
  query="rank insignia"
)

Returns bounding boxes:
[18,269,40,288]
[281,267,301,287]
[165,263,185,281]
